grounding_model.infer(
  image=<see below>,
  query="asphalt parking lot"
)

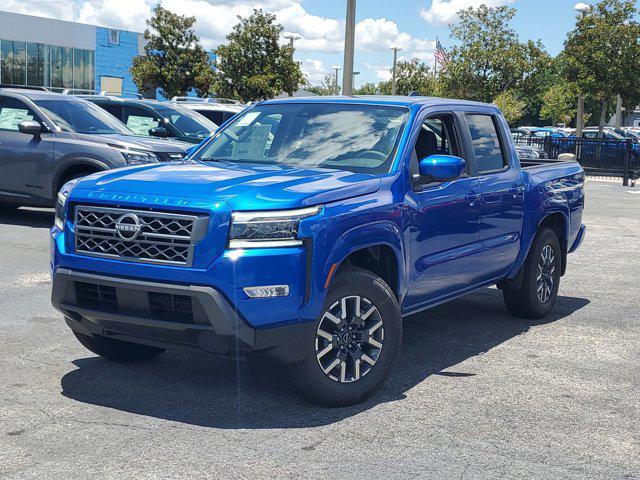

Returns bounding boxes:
[0,181,638,479]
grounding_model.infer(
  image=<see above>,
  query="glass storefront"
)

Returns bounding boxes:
[0,39,94,91]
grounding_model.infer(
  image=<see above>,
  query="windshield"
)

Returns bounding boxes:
[34,99,133,135]
[192,103,409,174]
[154,104,218,139]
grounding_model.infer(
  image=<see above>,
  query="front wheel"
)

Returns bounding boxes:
[293,267,402,407]
[503,227,561,319]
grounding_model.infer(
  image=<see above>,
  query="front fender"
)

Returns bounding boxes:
[321,221,406,297]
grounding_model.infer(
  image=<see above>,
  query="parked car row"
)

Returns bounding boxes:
[0,85,245,208]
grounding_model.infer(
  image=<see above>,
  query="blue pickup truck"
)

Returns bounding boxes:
[50,96,585,406]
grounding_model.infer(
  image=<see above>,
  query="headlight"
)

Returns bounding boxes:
[228,206,321,248]
[117,148,160,165]
[54,178,79,230]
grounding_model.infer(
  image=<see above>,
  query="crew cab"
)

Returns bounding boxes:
[50,96,586,406]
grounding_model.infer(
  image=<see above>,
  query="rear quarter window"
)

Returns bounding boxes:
[466,114,508,173]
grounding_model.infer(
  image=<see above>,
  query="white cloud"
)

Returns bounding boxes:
[77,0,154,31]
[300,58,328,83]
[420,0,514,25]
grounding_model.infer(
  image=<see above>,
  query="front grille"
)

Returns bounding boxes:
[75,281,118,312]
[149,292,194,323]
[74,206,206,266]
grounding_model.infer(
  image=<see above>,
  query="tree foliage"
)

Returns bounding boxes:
[563,0,640,130]
[436,4,554,125]
[304,74,341,95]
[215,9,304,102]
[540,83,576,126]
[130,6,215,98]
[493,90,526,125]
[378,59,436,96]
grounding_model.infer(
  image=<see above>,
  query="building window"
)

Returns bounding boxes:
[1,40,27,85]
[27,43,50,87]
[73,48,94,90]
[2,40,93,90]
[108,29,120,45]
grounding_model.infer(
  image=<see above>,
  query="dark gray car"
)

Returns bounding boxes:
[0,87,190,207]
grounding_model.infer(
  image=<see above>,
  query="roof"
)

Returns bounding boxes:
[261,95,495,109]
[0,88,84,101]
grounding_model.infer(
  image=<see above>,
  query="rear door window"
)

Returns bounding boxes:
[465,114,508,173]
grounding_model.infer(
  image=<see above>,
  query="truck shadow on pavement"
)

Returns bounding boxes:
[60,288,589,429]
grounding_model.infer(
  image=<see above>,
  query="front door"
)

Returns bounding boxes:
[404,112,482,308]
[0,96,54,203]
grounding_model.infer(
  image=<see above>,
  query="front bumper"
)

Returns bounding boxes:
[52,268,314,362]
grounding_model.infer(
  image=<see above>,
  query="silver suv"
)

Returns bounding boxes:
[0,87,190,208]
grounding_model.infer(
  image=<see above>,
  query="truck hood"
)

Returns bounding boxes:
[74,161,382,210]
[71,133,191,153]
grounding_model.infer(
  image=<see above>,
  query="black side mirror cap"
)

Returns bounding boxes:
[18,120,43,136]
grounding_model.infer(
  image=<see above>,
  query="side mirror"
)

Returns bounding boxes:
[183,145,196,157]
[18,120,43,136]
[148,126,168,138]
[418,154,466,182]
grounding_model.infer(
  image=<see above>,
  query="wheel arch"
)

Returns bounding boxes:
[321,221,406,302]
[53,158,109,194]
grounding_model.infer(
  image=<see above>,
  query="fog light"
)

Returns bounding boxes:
[243,285,290,298]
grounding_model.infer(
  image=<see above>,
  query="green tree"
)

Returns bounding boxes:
[215,10,304,102]
[130,6,215,98]
[439,5,553,111]
[354,82,381,95]
[378,59,435,95]
[304,74,340,95]
[563,0,640,133]
[493,90,526,125]
[540,83,576,126]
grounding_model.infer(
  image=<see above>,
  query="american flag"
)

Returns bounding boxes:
[434,36,449,68]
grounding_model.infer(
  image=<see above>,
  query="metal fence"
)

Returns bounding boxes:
[515,136,639,186]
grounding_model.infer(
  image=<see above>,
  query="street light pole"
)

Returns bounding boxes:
[390,47,401,95]
[332,65,342,95]
[342,0,356,96]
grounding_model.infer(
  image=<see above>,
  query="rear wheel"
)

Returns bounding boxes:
[293,267,402,406]
[73,331,165,362]
[503,227,561,319]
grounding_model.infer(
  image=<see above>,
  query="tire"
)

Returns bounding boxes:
[72,331,165,362]
[503,227,561,319]
[292,267,402,407]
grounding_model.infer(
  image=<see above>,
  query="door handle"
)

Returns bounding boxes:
[509,185,524,198]
[465,191,482,206]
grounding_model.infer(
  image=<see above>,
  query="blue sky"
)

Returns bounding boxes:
[2,0,638,87]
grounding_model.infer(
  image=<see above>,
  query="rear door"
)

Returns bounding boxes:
[0,95,55,202]
[464,111,525,280]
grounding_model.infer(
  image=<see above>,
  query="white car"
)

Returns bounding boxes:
[170,97,245,126]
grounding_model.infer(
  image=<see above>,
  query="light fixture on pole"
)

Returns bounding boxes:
[390,46,401,95]
[283,32,301,50]
[342,0,356,96]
